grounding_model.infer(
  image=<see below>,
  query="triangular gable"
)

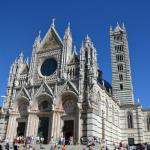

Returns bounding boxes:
[40,27,63,50]
[20,64,29,75]
[59,80,79,96]
[16,87,31,100]
[70,52,79,64]
[35,81,53,97]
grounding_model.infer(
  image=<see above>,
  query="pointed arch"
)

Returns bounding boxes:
[127,111,133,128]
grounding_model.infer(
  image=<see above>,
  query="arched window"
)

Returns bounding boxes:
[115,45,124,52]
[127,111,133,128]
[118,64,123,71]
[119,74,123,81]
[116,55,124,62]
[120,84,123,90]
[147,114,150,131]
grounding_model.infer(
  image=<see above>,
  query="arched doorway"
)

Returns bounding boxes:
[61,92,78,144]
[17,99,29,137]
[37,94,52,143]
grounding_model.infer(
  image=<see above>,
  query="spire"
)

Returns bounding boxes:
[137,98,140,104]
[67,22,71,32]
[63,22,72,64]
[18,52,24,64]
[33,31,41,48]
[19,52,24,58]
[37,30,41,40]
[110,25,113,33]
[26,57,29,65]
[114,22,123,32]
[64,22,72,39]
[85,34,90,41]
[122,22,126,31]
[51,18,56,28]
[84,34,92,47]
[73,45,77,54]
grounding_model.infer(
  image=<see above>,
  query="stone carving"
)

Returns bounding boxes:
[18,102,28,116]
[63,100,75,114]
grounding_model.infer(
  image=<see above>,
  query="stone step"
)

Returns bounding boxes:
[2,144,101,150]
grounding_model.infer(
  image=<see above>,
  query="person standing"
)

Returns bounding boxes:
[62,144,66,150]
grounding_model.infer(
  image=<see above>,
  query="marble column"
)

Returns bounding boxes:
[26,112,39,137]
[77,109,81,144]
[6,113,18,142]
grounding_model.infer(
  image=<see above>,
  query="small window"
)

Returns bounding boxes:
[114,34,123,41]
[116,55,124,62]
[119,74,123,81]
[118,64,123,71]
[120,84,123,90]
[115,45,124,53]
[147,115,150,131]
[85,50,88,63]
[127,111,133,128]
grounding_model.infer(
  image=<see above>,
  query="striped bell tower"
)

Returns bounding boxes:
[110,23,134,105]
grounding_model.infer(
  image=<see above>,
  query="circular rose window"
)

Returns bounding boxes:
[40,58,57,76]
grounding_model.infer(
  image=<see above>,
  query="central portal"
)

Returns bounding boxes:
[17,122,26,136]
[38,117,49,143]
[63,120,74,144]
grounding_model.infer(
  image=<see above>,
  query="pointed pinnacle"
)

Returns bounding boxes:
[68,22,70,29]
[117,21,119,26]
[51,18,56,28]
[86,34,89,39]
[19,52,24,57]
[38,30,41,36]
[122,22,126,30]
[73,45,77,54]
[110,25,113,31]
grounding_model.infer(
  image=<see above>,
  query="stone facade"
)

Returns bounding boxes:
[0,20,150,149]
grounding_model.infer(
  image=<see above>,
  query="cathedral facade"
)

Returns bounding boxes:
[0,20,150,148]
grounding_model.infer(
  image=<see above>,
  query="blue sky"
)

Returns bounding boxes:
[0,0,150,108]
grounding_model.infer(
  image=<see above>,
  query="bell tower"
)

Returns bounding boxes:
[110,23,134,105]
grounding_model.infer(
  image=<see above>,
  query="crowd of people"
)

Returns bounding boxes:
[112,142,150,150]
[0,136,150,150]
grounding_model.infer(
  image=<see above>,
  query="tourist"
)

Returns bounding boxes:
[5,142,9,150]
[41,137,44,144]
[69,136,73,145]
[119,142,124,150]
[60,136,63,145]
[62,144,66,150]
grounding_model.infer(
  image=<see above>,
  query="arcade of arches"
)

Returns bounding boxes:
[6,92,81,143]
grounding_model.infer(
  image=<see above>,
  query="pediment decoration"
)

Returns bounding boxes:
[35,81,53,97]
[16,87,31,100]
[59,80,79,96]
[63,100,75,114]
[40,27,63,50]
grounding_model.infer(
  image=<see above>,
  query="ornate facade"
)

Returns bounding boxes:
[0,20,150,148]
